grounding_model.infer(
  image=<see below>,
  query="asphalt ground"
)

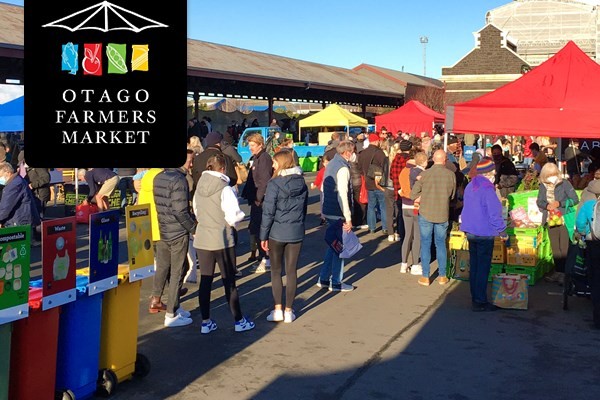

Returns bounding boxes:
[29,173,600,400]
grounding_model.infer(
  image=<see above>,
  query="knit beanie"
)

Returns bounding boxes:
[368,133,380,143]
[205,131,223,148]
[476,157,495,175]
[399,140,413,151]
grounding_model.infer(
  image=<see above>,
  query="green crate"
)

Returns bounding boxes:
[507,190,539,211]
[488,264,505,282]
[506,225,543,239]
[505,264,544,286]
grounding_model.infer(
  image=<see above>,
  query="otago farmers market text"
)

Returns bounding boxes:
[56,89,154,144]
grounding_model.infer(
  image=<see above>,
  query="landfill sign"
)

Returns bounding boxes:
[88,210,119,295]
[42,217,77,310]
[125,204,155,282]
[0,226,30,324]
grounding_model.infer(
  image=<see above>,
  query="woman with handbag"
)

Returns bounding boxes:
[260,151,308,323]
[537,162,579,284]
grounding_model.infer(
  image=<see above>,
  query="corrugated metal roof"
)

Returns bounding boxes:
[0,3,404,98]
[188,40,405,97]
[354,64,444,88]
[0,2,23,47]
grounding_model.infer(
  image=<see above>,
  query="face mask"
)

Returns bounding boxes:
[349,153,357,163]
[0,177,6,185]
[547,176,558,184]
[492,155,502,162]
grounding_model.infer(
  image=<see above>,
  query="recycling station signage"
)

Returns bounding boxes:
[24,0,187,167]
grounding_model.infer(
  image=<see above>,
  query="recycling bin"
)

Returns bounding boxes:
[9,287,60,400]
[97,265,150,395]
[55,275,103,400]
[0,323,11,400]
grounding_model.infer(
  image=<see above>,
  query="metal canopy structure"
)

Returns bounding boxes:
[0,3,404,115]
[186,39,405,110]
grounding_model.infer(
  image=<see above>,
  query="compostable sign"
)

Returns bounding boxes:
[24,0,187,168]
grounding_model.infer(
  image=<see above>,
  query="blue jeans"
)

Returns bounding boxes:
[466,234,494,305]
[418,215,448,277]
[367,190,387,232]
[319,219,345,285]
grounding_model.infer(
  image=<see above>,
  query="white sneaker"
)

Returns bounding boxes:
[235,316,255,332]
[410,265,423,276]
[266,309,284,322]
[359,225,369,229]
[394,233,400,241]
[177,307,191,318]
[164,313,193,328]
[329,283,354,292]
[201,319,217,334]
[400,263,408,274]
[284,310,296,323]
[250,259,270,273]
[387,235,395,242]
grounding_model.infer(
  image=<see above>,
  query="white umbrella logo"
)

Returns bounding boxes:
[42,1,168,33]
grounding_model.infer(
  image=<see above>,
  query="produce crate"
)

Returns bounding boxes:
[492,240,506,264]
[507,190,538,211]
[505,264,544,286]
[506,225,543,239]
[451,249,469,280]
[488,264,505,282]
[448,231,468,250]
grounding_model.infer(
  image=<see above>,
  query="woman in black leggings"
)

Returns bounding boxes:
[260,150,308,323]
[194,154,255,334]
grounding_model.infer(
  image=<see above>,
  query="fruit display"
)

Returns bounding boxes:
[547,209,563,227]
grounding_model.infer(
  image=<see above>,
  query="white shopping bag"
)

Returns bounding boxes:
[339,230,362,259]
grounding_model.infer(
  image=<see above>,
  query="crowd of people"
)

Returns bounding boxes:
[2,125,600,329]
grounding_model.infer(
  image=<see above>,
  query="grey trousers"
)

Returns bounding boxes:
[153,234,190,314]
[401,209,421,265]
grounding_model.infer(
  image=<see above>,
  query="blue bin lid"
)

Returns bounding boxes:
[30,276,88,294]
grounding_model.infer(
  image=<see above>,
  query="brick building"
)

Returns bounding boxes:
[441,24,530,105]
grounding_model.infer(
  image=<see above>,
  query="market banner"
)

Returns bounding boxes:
[0,226,30,324]
[42,217,77,310]
[88,210,119,295]
[25,0,188,168]
[125,204,155,282]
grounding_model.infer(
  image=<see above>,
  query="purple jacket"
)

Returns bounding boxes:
[460,175,506,237]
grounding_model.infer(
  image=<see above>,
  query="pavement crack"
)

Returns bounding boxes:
[332,283,455,399]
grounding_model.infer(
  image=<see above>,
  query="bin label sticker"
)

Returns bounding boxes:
[125,204,155,282]
[0,226,30,324]
[88,210,119,295]
[42,217,77,310]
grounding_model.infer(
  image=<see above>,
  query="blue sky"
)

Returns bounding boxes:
[5,0,509,78]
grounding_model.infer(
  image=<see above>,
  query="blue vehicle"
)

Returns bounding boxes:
[238,127,326,164]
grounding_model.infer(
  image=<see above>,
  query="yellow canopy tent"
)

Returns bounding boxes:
[298,104,368,144]
[298,104,367,130]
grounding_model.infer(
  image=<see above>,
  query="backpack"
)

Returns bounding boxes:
[591,198,600,240]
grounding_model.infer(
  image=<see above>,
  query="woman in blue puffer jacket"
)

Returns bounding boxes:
[260,150,308,323]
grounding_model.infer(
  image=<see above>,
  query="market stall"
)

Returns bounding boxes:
[298,104,367,145]
[0,96,24,132]
[375,100,444,136]
[446,41,600,138]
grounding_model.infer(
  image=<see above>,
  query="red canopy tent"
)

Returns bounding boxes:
[446,41,600,139]
[375,100,445,136]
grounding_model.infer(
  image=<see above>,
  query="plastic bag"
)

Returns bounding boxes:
[340,230,362,259]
